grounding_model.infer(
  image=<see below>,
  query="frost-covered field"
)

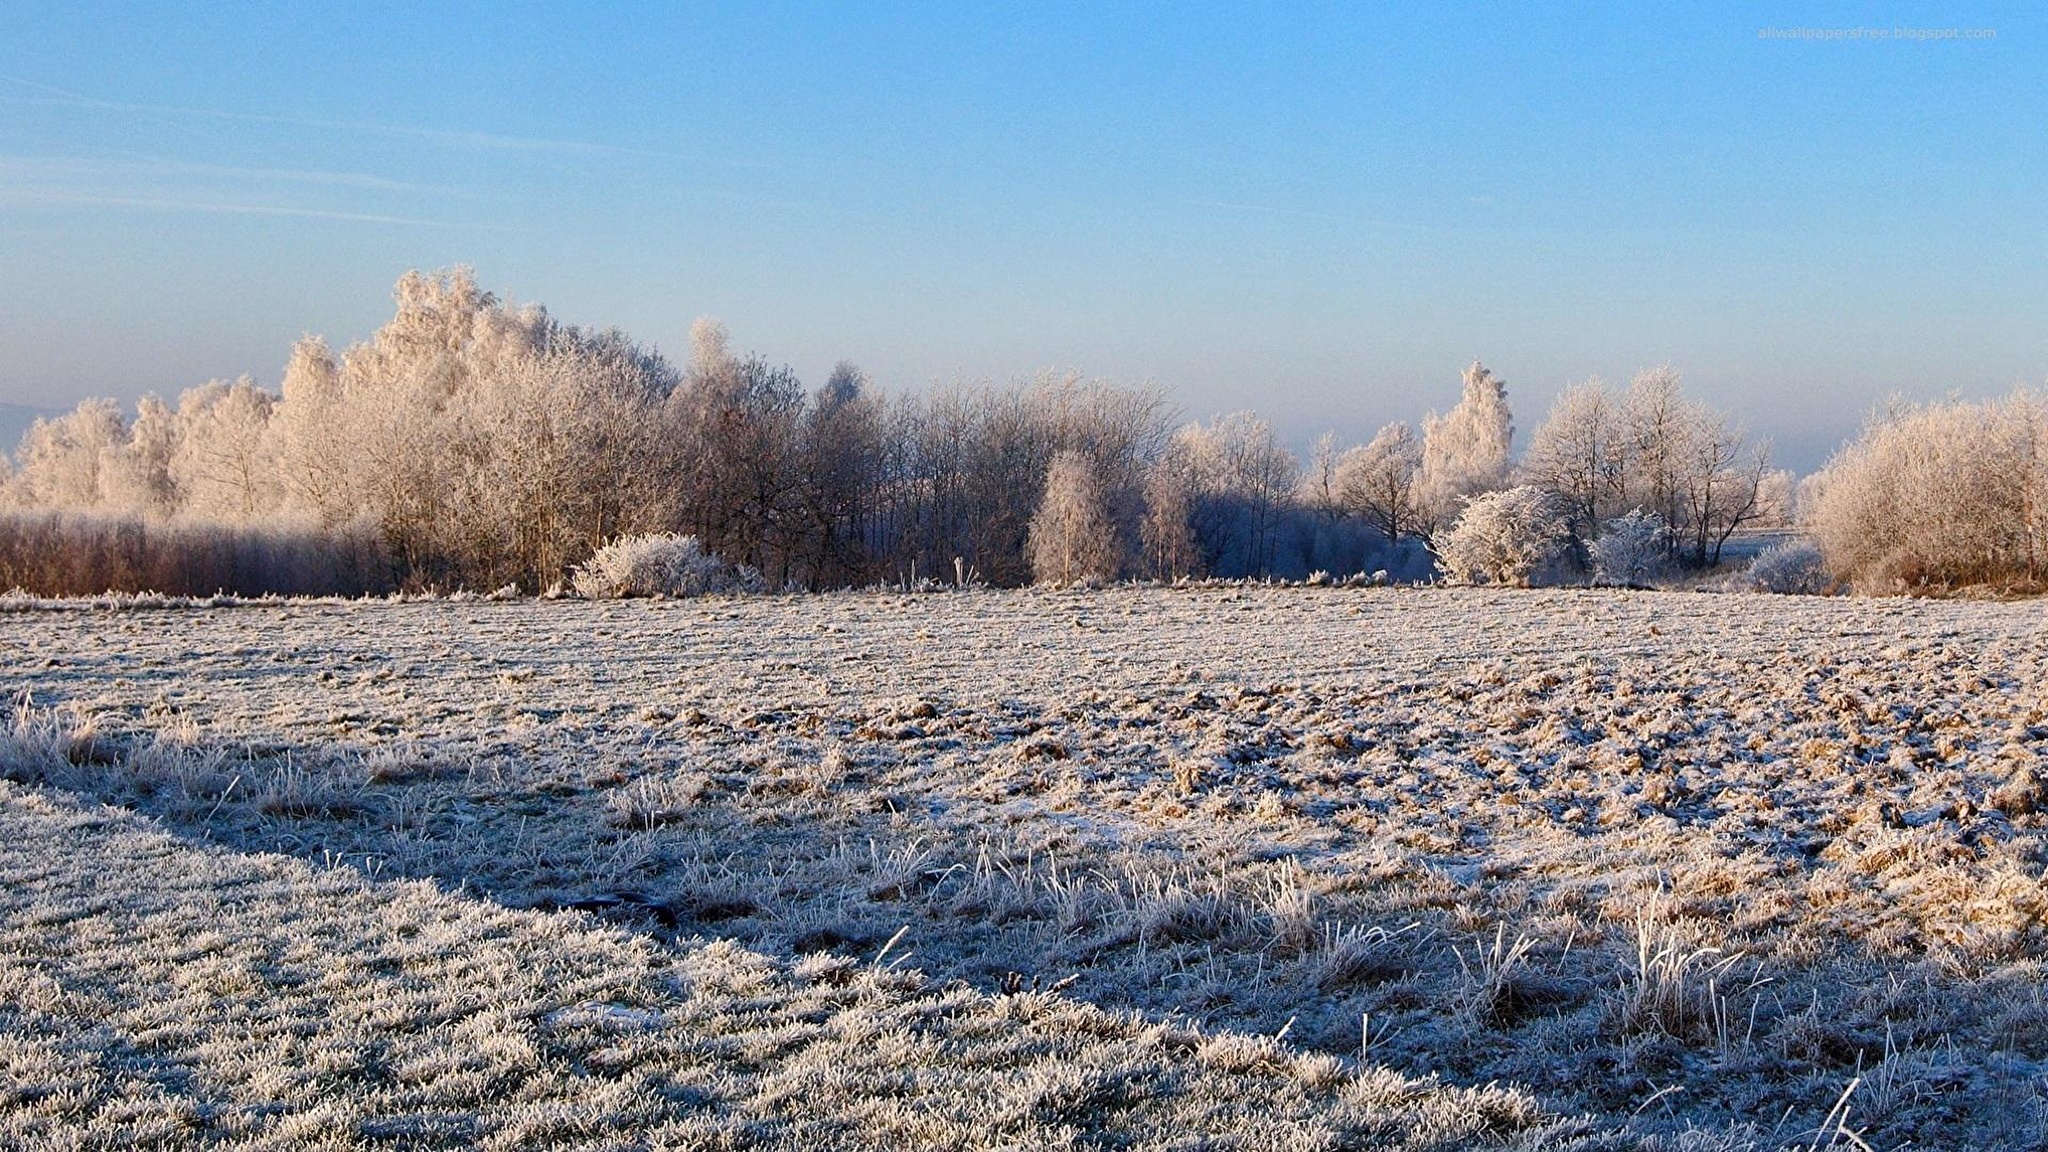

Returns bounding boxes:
[4,586,2047,1149]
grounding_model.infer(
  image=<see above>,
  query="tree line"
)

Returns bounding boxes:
[5,266,2024,598]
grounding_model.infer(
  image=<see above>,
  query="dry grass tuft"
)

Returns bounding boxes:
[1605,914,1761,1051]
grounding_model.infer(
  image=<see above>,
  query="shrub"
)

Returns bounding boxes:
[1807,392,2048,592]
[0,510,391,597]
[1742,539,1830,595]
[1432,486,1570,586]
[570,533,759,598]
[1587,510,1667,587]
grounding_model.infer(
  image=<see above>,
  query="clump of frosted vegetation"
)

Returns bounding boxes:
[570,533,759,598]
[1587,510,1667,587]
[1807,390,2048,592]
[1432,485,1569,586]
[1743,538,1830,595]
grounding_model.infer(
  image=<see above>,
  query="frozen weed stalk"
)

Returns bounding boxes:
[1315,921,1420,992]
[1455,924,1540,1025]
[1607,912,1760,1049]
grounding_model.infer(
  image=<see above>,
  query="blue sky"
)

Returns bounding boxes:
[1,3,2040,471]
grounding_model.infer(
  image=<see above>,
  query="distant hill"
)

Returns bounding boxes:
[0,403,62,462]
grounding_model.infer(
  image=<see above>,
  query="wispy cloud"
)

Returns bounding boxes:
[0,138,493,230]
[0,189,478,228]
[0,73,670,160]
[0,153,463,196]
[0,74,795,230]
[1175,196,1436,233]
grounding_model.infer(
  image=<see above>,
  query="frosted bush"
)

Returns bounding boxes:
[570,533,760,598]
[1587,510,1667,587]
[1743,539,1829,595]
[1807,391,2048,592]
[1432,486,1570,586]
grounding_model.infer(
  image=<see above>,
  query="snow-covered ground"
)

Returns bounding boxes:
[1,783,1565,1149]
[4,585,2046,1148]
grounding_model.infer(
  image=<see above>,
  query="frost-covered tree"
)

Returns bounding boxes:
[0,267,1420,594]
[246,267,682,587]
[6,399,127,510]
[330,268,551,578]
[1138,456,1200,581]
[1521,368,1769,566]
[1753,468,1798,529]
[1170,412,1298,578]
[689,317,733,380]
[1431,485,1569,586]
[268,336,356,526]
[871,373,1169,587]
[171,377,279,524]
[101,394,180,519]
[1419,360,1513,525]
[456,335,679,589]
[1336,422,1424,543]
[342,268,546,400]
[1298,433,1342,521]
[1520,379,1622,541]
[1619,367,1688,534]
[1028,449,1120,584]
[1674,404,1770,566]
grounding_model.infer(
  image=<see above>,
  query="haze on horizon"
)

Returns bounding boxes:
[1,4,2042,473]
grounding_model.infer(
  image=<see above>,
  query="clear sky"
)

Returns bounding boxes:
[1,2,2040,471]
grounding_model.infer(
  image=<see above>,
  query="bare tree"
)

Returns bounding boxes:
[1139,453,1200,581]
[1677,408,1771,566]
[1336,422,1425,543]
[791,363,884,588]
